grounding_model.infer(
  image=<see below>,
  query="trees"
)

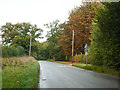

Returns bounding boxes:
[59,22,72,56]
[44,20,65,60]
[35,41,49,60]
[1,22,43,55]
[59,3,97,57]
[1,22,43,45]
[90,2,120,69]
[1,23,19,44]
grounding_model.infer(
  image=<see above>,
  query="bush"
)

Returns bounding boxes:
[46,59,55,62]
[74,54,80,62]
[16,46,25,56]
[8,46,17,57]
[65,56,69,61]
[69,56,72,61]
[2,46,9,58]
[73,54,91,64]
[32,52,37,59]
[2,45,25,57]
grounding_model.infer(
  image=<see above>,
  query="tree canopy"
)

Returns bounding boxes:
[90,2,120,69]
[1,22,43,55]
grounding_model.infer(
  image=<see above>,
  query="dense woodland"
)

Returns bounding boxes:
[1,2,120,70]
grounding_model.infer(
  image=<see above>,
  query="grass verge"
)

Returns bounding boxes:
[2,57,40,88]
[72,64,119,76]
[54,61,119,77]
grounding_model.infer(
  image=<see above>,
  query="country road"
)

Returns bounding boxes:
[38,61,119,88]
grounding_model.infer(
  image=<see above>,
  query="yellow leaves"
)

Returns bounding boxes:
[82,23,84,25]
[85,27,89,29]
[59,3,96,55]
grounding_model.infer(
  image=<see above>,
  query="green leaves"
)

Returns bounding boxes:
[2,45,25,57]
[90,2,120,70]
[1,22,43,45]
[44,20,65,60]
[1,22,43,56]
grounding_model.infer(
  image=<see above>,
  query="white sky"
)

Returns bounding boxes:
[0,0,82,42]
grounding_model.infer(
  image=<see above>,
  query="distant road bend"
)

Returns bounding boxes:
[38,61,119,88]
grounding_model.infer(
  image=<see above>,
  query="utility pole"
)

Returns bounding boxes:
[29,35,31,56]
[85,44,88,66]
[72,30,74,64]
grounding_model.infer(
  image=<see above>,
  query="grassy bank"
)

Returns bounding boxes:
[2,57,40,88]
[72,64,119,76]
[55,61,119,77]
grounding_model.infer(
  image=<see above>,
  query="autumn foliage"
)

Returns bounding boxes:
[59,3,99,56]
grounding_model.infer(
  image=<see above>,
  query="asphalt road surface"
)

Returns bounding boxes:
[38,61,119,88]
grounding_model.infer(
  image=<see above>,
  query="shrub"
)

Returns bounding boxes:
[74,54,80,62]
[16,46,25,56]
[8,46,17,57]
[2,46,9,58]
[2,45,25,57]
[83,54,91,64]
[65,56,69,61]
[69,56,72,62]
[73,54,91,64]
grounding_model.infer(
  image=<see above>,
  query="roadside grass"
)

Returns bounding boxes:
[2,57,40,88]
[55,61,119,76]
[55,61,84,65]
[72,64,119,76]
[60,62,68,64]
[55,61,70,64]
[46,59,55,62]
[2,56,35,69]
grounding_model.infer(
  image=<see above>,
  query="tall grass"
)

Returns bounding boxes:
[2,56,35,69]
[2,56,40,88]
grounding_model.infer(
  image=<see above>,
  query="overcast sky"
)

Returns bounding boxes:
[0,0,82,42]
